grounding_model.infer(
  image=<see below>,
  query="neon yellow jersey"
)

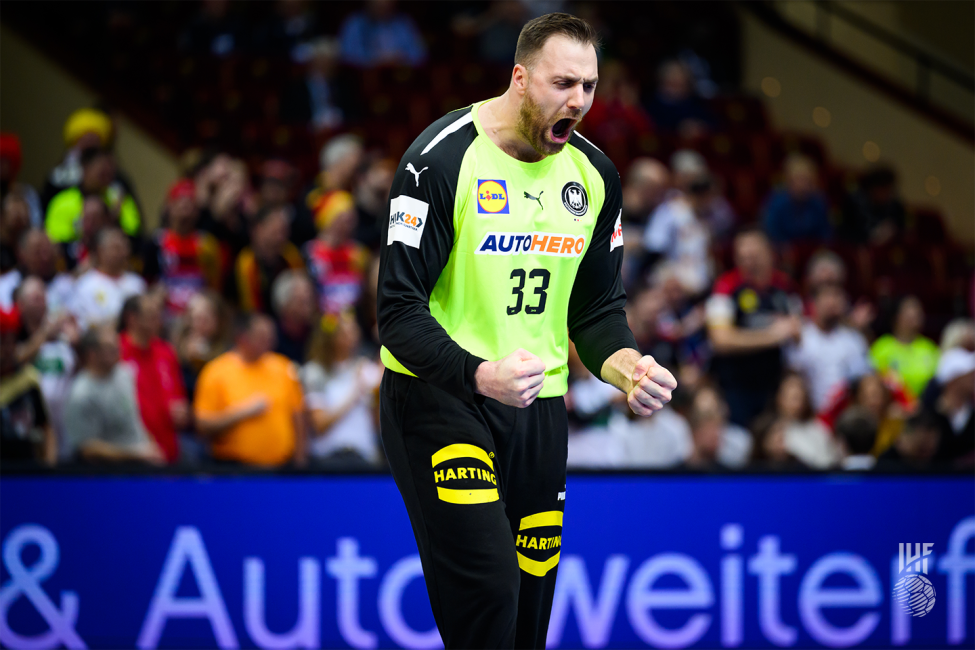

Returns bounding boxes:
[45,186,141,243]
[869,334,940,398]
[378,101,633,401]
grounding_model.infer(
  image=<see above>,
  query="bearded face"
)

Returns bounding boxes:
[513,35,597,158]
[516,78,584,157]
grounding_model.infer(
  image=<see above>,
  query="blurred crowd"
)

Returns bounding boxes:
[566,120,973,473]
[0,0,971,472]
[1,116,390,469]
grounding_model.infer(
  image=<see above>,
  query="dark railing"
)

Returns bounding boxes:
[813,0,975,100]
[744,1,975,143]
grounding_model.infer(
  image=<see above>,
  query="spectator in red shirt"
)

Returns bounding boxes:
[706,227,802,427]
[143,179,222,316]
[119,292,188,463]
[1,190,31,274]
[0,133,43,229]
[304,190,369,316]
[581,60,652,156]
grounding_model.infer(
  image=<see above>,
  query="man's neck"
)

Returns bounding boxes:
[235,347,262,364]
[319,230,344,247]
[894,330,915,344]
[687,448,716,467]
[280,317,306,338]
[815,317,836,333]
[253,246,277,265]
[743,270,772,288]
[126,330,150,348]
[96,265,124,279]
[478,93,545,164]
[87,365,113,380]
[22,267,54,283]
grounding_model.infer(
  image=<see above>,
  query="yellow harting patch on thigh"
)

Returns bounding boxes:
[431,443,498,504]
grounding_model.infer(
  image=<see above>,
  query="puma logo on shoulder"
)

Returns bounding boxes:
[406,163,429,187]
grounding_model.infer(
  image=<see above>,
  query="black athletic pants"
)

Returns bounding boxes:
[380,370,568,649]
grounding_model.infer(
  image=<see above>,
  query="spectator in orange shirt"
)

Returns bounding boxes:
[193,311,306,467]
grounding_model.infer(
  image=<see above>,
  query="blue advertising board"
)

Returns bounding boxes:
[0,473,972,649]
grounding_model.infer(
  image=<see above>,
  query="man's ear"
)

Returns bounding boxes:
[512,64,530,96]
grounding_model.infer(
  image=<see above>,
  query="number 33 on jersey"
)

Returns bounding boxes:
[380,100,628,398]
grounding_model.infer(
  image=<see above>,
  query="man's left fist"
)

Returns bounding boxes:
[627,355,677,417]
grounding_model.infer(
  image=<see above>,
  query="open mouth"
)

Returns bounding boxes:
[550,118,576,143]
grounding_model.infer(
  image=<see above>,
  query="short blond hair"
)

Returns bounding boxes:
[514,13,600,70]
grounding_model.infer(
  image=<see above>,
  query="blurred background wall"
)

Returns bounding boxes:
[739,7,974,241]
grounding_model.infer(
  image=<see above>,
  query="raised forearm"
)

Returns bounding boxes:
[78,439,149,463]
[15,329,47,366]
[195,405,256,438]
[309,394,359,436]
[708,326,780,354]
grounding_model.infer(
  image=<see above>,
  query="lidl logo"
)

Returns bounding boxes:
[477,179,509,214]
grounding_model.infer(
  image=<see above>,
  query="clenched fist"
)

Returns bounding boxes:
[626,355,677,417]
[475,348,546,408]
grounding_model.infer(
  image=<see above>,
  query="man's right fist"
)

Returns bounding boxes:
[475,348,546,408]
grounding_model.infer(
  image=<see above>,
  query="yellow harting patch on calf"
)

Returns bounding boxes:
[515,510,564,576]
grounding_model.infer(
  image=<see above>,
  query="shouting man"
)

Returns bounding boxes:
[377,13,676,648]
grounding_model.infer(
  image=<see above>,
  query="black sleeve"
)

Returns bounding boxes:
[567,154,639,379]
[377,109,486,404]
